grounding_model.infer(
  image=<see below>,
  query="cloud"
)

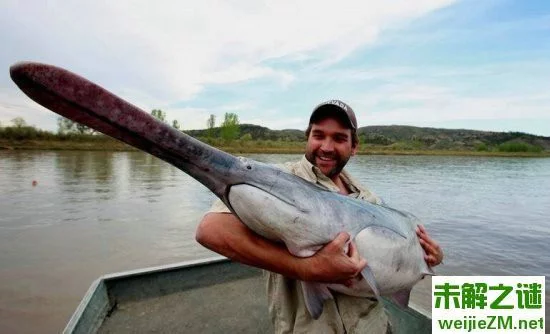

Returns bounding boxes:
[2,0,456,93]
[247,114,307,130]
[203,64,295,87]
[356,85,550,127]
[304,57,550,134]
[216,102,257,113]
[165,107,212,130]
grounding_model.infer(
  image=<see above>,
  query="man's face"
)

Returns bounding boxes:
[305,117,357,178]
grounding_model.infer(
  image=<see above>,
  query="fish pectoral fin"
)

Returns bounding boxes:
[420,255,436,276]
[300,281,333,320]
[422,266,436,276]
[360,266,381,301]
[391,289,412,309]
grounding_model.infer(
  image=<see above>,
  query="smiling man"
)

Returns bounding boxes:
[196,100,443,333]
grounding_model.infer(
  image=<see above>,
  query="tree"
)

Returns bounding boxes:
[57,117,94,134]
[151,109,167,123]
[57,117,75,134]
[75,122,94,135]
[220,112,240,141]
[240,133,252,141]
[172,119,180,130]
[11,117,27,128]
[206,114,216,138]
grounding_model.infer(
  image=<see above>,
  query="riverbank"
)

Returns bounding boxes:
[2,139,549,157]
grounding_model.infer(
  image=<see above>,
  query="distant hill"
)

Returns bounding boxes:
[184,124,550,152]
[357,125,550,151]
[185,124,305,142]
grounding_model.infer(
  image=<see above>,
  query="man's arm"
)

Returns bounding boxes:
[196,212,367,284]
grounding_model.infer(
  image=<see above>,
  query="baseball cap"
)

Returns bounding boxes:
[309,99,357,130]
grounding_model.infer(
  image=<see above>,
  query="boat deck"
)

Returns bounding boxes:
[99,273,270,333]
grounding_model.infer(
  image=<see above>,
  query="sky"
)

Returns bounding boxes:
[1,0,549,136]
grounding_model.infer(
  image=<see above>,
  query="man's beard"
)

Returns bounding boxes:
[305,149,351,178]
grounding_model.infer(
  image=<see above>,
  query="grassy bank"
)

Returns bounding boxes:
[2,139,549,157]
[0,139,134,151]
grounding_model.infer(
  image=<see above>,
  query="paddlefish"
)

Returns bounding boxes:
[10,62,434,319]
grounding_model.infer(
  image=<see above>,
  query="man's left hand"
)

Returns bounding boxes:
[416,224,443,267]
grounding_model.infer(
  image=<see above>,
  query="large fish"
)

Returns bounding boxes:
[10,62,434,319]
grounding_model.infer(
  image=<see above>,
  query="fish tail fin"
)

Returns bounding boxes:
[300,281,333,319]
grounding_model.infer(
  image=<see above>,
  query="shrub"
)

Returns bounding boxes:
[498,142,542,153]
[475,143,488,151]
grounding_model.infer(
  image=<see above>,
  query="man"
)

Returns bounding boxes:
[196,100,443,333]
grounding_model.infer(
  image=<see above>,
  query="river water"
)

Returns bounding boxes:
[0,151,549,333]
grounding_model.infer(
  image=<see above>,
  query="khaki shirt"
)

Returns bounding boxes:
[208,156,391,334]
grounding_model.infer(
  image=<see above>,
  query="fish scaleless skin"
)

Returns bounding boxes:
[229,182,429,290]
[10,61,433,319]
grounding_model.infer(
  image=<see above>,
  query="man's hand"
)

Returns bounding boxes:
[416,224,443,267]
[301,232,367,286]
